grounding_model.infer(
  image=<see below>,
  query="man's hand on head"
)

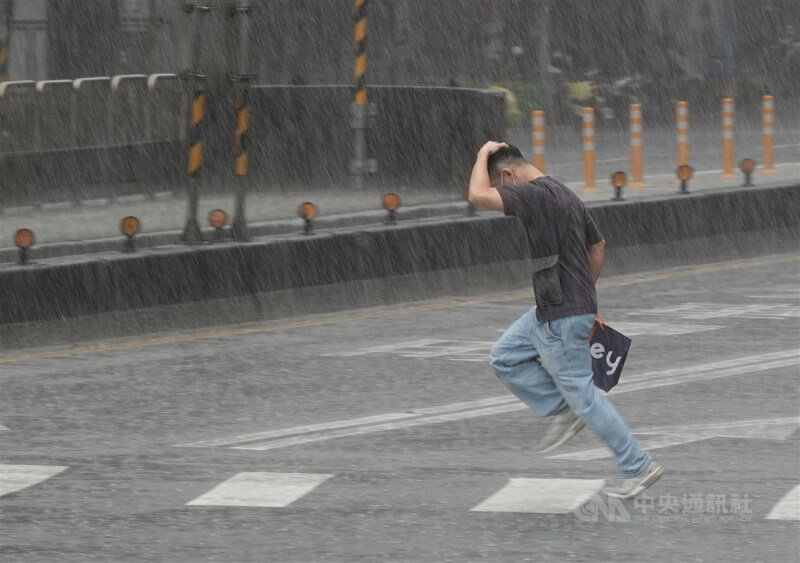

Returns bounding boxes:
[479,141,508,157]
[468,141,508,213]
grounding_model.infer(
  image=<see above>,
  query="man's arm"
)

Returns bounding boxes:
[587,239,606,283]
[468,141,506,212]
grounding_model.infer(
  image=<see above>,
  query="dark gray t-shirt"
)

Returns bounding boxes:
[498,176,603,322]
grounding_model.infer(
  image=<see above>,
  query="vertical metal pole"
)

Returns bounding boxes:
[0,0,10,83]
[231,3,251,241]
[184,84,206,242]
[351,0,368,190]
[105,79,116,202]
[182,3,210,244]
[69,83,80,205]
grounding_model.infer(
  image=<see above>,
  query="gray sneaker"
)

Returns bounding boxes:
[536,408,586,453]
[603,461,664,499]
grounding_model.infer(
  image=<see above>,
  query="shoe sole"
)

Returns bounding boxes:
[605,465,665,499]
[537,419,587,454]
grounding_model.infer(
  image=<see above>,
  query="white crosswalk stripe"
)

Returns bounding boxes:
[471,478,605,513]
[186,472,334,508]
[0,464,69,498]
[766,485,800,520]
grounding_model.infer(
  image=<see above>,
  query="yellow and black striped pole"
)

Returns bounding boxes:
[350,0,372,190]
[231,85,250,240]
[353,0,368,106]
[188,88,206,177]
[182,84,206,243]
[234,87,248,177]
[231,2,252,241]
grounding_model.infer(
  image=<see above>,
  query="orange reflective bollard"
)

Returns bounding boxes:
[762,95,776,174]
[630,104,646,187]
[676,101,689,169]
[531,110,545,173]
[721,98,737,179]
[582,107,598,193]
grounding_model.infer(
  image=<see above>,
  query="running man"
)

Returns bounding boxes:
[467,141,663,499]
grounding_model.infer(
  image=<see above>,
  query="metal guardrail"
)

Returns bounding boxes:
[1,82,505,208]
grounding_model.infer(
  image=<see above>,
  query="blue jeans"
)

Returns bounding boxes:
[490,306,651,477]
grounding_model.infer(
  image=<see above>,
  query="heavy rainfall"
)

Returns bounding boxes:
[0,1,799,562]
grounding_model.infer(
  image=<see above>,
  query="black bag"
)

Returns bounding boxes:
[589,315,632,392]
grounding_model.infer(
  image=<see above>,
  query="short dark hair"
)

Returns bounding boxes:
[487,144,527,178]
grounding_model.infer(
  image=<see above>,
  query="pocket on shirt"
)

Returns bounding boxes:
[531,254,563,307]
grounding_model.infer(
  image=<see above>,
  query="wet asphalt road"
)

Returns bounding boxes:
[1,253,799,562]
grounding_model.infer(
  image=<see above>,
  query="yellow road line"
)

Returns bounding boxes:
[1,254,796,364]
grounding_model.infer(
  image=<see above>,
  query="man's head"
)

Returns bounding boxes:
[487,144,529,187]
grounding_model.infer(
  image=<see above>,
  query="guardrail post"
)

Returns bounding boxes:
[147,73,185,197]
[36,80,78,205]
[112,74,150,197]
[73,77,112,202]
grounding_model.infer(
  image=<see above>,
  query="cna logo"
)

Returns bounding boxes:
[574,494,631,522]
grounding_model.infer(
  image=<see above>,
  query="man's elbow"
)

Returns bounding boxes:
[589,239,606,254]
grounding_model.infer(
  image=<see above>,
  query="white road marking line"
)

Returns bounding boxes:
[178,349,799,451]
[179,396,519,448]
[607,321,724,336]
[636,417,800,438]
[766,485,800,520]
[401,342,493,358]
[186,472,333,508]
[549,417,800,460]
[616,356,799,395]
[408,395,516,415]
[470,478,605,513]
[0,465,69,498]
[233,404,524,451]
[0,422,8,431]
[549,435,713,461]
[179,412,420,448]
[322,339,445,357]
[628,302,800,320]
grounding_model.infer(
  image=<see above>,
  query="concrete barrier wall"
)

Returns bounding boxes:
[0,184,797,326]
